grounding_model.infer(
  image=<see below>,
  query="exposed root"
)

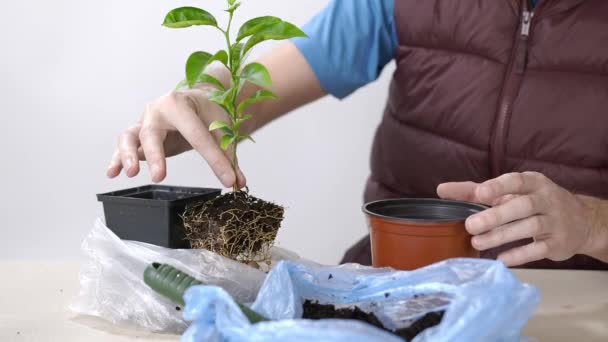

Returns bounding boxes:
[182,191,284,263]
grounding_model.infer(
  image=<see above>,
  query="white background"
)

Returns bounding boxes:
[0,0,395,264]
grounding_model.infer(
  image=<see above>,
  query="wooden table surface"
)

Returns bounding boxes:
[0,261,606,341]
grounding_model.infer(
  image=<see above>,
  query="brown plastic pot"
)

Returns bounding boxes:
[364,198,487,270]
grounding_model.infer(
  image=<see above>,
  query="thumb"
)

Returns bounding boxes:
[437,181,481,203]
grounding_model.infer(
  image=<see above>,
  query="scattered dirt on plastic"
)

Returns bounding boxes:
[175,306,181,311]
[328,274,333,280]
[384,292,390,298]
[16,331,20,335]
[183,191,284,262]
[302,300,444,341]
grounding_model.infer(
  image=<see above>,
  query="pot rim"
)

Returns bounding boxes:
[363,198,488,224]
[97,184,221,208]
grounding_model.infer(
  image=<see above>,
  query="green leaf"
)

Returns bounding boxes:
[237,90,277,115]
[233,114,253,132]
[206,89,224,100]
[209,120,229,132]
[238,134,256,143]
[243,21,307,55]
[206,89,229,112]
[225,2,241,12]
[240,114,253,122]
[220,135,236,150]
[227,0,237,6]
[198,74,225,90]
[237,16,281,42]
[207,89,234,113]
[211,50,229,68]
[230,43,244,71]
[240,63,272,88]
[175,78,189,90]
[178,74,224,90]
[186,51,212,87]
[185,51,228,87]
[163,7,217,28]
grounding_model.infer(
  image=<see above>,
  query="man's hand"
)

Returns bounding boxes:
[106,42,325,187]
[106,87,246,187]
[437,172,608,266]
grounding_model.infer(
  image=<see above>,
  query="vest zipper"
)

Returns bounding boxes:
[489,3,535,177]
[515,11,533,74]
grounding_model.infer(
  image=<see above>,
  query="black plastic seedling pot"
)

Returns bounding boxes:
[97,185,221,248]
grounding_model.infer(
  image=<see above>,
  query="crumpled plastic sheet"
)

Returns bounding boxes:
[70,219,301,334]
[181,258,540,342]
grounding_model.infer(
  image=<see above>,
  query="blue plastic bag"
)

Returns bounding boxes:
[181,258,539,342]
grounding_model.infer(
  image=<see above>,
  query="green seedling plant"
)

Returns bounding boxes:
[164,0,307,192]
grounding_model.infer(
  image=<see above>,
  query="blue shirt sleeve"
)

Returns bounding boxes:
[292,0,398,99]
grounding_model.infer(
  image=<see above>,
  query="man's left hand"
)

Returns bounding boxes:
[437,172,606,266]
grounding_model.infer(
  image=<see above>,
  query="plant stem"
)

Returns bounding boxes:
[224,11,233,72]
[232,142,238,192]
[223,9,240,192]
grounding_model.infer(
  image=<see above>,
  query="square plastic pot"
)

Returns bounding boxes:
[97,185,221,248]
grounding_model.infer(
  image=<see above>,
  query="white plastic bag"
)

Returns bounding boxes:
[70,219,300,333]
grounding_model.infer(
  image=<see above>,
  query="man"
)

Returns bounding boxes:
[107,0,608,269]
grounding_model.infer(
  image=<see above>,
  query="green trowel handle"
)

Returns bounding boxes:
[143,263,269,324]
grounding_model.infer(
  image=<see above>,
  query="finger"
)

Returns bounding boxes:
[236,167,247,189]
[476,172,548,204]
[106,149,123,178]
[139,122,168,183]
[137,147,146,160]
[471,215,545,251]
[118,126,141,178]
[437,181,482,203]
[498,240,550,267]
[222,145,247,189]
[164,132,191,157]
[491,194,518,207]
[170,99,236,187]
[466,194,545,234]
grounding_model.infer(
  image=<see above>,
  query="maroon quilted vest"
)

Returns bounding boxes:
[343,0,608,270]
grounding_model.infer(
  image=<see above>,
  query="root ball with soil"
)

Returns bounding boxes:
[182,191,284,263]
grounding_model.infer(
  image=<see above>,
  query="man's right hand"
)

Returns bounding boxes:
[106,87,246,188]
[106,42,325,188]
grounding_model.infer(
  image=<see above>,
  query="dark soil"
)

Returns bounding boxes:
[182,191,284,261]
[302,300,385,330]
[302,300,444,341]
[394,311,444,341]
